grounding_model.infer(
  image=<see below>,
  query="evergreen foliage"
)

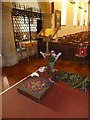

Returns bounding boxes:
[52,70,89,92]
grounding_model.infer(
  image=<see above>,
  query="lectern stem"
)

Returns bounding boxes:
[46,42,49,53]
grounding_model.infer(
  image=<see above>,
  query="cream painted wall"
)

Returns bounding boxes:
[52,1,89,38]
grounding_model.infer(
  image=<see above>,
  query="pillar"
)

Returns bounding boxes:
[38,2,52,28]
[2,2,19,66]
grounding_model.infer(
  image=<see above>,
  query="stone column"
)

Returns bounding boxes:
[37,2,52,52]
[38,2,52,28]
[42,13,52,28]
[2,2,19,66]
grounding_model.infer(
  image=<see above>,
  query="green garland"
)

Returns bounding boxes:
[52,71,89,92]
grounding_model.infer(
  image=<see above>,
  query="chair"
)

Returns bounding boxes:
[74,43,88,64]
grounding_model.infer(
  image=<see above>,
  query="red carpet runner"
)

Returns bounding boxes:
[40,81,88,118]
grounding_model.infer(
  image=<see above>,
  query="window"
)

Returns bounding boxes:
[73,0,78,25]
[11,3,42,51]
[61,0,67,25]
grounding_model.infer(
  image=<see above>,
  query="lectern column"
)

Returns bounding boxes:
[2,2,19,66]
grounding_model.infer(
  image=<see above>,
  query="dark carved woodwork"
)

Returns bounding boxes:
[38,41,90,65]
